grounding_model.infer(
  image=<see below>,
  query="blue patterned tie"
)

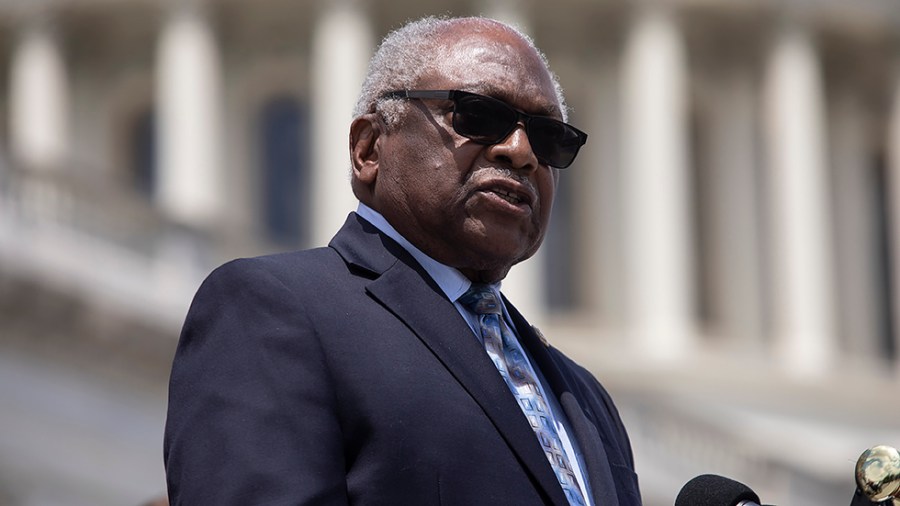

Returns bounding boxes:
[460,284,587,506]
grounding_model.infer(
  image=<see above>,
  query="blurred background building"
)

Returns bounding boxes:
[1,0,899,504]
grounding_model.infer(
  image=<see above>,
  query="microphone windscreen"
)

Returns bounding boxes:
[675,474,762,506]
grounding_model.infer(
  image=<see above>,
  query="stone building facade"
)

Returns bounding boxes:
[1,0,899,504]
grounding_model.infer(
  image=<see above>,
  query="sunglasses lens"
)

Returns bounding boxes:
[528,118,584,168]
[450,91,586,168]
[453,96,517,143]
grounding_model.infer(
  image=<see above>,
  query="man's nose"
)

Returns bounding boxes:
[484,124,539,171]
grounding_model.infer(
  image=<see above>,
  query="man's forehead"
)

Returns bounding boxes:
[439,28,535,69]
[430,30,562,118]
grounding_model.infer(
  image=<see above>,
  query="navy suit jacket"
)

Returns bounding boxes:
[164,213,642,505]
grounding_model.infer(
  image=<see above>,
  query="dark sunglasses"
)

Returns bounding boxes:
[380,90,587,168]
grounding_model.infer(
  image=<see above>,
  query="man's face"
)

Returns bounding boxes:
[368,24,562,283]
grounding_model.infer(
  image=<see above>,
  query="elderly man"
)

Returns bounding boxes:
[164,16,641,506]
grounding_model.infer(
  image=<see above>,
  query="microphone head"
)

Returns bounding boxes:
[675,474,762,506]
[855,445,900,502]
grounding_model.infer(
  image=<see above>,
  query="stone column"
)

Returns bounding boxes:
[310,1,373,247]
[886,67,900,375]
[155,3,223,227]
[763,21,836,376]
[9,18,68,171]
[620,5,695,360]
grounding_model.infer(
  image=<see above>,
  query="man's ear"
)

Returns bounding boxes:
[350,114,382,188]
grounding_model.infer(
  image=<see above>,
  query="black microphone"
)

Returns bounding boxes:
[850,489,893,506]
[675,474,763,506]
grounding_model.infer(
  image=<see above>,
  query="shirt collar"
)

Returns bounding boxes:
[356,203,500,303]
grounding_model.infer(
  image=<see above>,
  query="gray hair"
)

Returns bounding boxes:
[353,16,569,127]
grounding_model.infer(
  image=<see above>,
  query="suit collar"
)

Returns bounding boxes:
[328,213,406,276]
[328,213,571,506]
[354,204,472,303]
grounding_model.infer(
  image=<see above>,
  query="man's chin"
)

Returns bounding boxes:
[458,245,541,283]
[459,265,512,284]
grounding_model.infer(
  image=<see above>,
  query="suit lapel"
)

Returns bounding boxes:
[506,303,620,506]
[559,392,619,505]
[329,214,569,506]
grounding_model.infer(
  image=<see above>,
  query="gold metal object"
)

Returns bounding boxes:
[856,445,900,502]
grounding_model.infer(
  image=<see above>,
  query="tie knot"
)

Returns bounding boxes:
[459,284,501,315]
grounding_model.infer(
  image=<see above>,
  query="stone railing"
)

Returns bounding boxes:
[0,160,221,328]
[621,395,858,506]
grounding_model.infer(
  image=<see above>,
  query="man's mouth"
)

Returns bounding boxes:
[490,187,524,205]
